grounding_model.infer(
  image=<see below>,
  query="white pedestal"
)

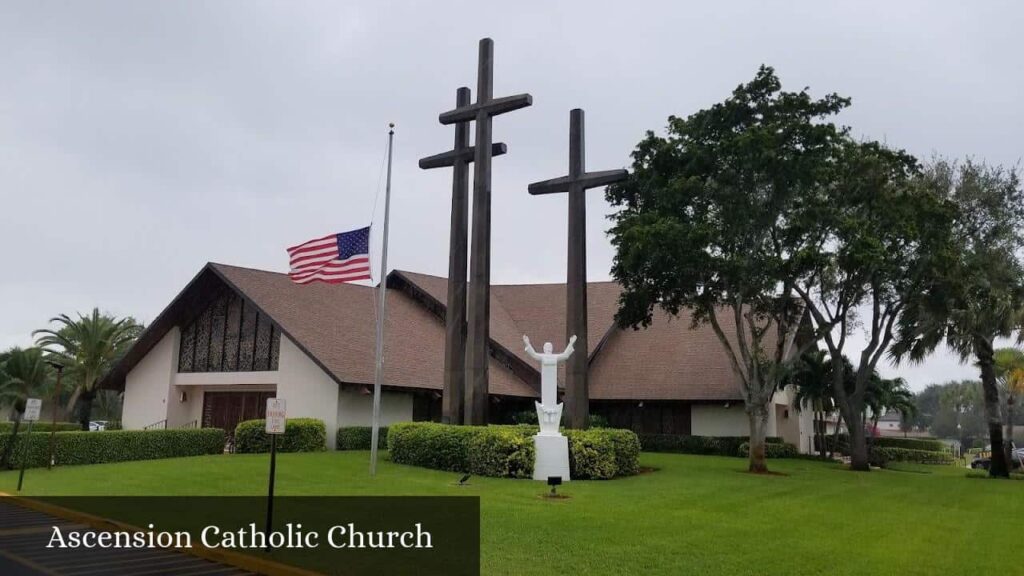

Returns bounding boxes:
[533,434,570,481]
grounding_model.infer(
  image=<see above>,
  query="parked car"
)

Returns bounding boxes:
[89,420,108,431]
[970,444,1023,470]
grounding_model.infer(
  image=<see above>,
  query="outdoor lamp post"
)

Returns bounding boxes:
[45,361,63,470]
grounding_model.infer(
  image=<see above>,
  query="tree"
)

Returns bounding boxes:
[788,350,835,458]
[606,66,846,472]
[994,347,1024,463]
[33,309,141,430]
[0,347,51,468]
[866,375,916,433]
[791,139,950,471]
[937,380,985,446]
[895,161,1024,478]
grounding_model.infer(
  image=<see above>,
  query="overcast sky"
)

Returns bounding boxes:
[1,1,1021,390]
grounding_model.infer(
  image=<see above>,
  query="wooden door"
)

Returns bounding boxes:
[202,391,275,439]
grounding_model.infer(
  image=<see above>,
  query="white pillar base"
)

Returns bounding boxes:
[533,434,571,481]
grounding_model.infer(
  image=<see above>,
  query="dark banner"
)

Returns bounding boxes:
[0,496,480,575]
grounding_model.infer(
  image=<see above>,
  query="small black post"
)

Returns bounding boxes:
[264,433,277,551]
[17,420,34,491]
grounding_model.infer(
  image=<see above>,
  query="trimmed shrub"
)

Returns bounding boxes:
[0,428,225,469]
[387,422,639,479]
[639,434,783,457]
[869,446,956,467]
[336,426,389,450]
[738,441,799,459]
[234,418,326,453]
[467,426,534,478]
[871,437,946,452]
[0,422,80,433]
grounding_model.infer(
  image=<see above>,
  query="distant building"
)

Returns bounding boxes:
[100,263,816,450]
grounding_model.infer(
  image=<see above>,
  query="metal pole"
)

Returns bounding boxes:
[47,365,63,470]
[17,420,34,491]
[370,124,395,476]
[264,433,277,551]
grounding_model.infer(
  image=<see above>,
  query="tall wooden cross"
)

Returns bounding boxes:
[438,38,532,425]
[419,86,507,425]
[528,108,627,429]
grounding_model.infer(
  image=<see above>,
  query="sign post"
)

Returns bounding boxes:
[264,398,286,551]
[17,398,42,491]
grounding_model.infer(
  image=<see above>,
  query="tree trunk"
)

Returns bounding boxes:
[848,410,870,471]
[0,411,23,469]
[1004,396,1015,468]
[976,338,1010,478]
[78,390,96,431]
[747,405,769,473]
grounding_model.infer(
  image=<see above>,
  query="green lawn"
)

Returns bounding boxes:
[1,452,1019,575]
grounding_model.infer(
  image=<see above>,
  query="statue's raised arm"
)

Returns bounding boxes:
[557,335,577,360]
[523,335,542,361]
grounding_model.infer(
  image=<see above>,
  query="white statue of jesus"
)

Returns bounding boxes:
[523,334,576,436]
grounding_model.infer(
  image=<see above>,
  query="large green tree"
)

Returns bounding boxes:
[895,161,1024,478]
[790,140,951,471]
[34,309,141,430]
[0,347,52,468]
[606,66,846,472]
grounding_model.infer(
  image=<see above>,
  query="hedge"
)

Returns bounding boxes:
[336,426,388,450]
[387,422,640,479]
[638,434,783,457]
[0,428,225,469]
[869,446,956,466]
[511,410,610,428]
[234,418,327,453]
[738,441,799,459]
[0,422,80,433]
[872,437,946,452]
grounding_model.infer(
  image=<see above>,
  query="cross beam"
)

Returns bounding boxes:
[527,108,627,429]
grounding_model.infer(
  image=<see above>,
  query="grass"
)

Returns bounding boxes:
[1,452,1020,575]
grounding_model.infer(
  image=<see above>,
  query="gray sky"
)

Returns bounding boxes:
[1,1,1021,390]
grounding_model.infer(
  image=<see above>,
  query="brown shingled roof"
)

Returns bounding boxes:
[104,262,772,402]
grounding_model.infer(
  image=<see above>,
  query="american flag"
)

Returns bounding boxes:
[287,227,372,284]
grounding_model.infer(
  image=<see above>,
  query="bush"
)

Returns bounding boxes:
[336,426,389,450]
[234,418,326,453]
[639,434,783,457]
[0,422,80,433]
[738,441,799,459]
[871,437,946,452]
[387,422,639,479]
[869,446,956,467]
[105,421,123,431]
[0,428,225,469]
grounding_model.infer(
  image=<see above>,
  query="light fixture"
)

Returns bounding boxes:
[638,401,644,408]
[179,391,188,403]
[547,476,562,497]
[360,385,372,396]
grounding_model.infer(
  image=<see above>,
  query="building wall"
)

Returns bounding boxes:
[690,403,750,436]
[122,328,179,429]
[277,336,340,449]
[337,388,414,428]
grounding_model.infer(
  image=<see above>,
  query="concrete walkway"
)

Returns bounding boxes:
[0,499,251,576]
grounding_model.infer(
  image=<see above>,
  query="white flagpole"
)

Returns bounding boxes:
[370,123,395,476]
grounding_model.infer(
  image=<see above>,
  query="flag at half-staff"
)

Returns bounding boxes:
[287,227,372,285]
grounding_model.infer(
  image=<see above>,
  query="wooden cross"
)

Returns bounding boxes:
[528,108,627,429]
[419,86,508,425]
[437,38,532,425]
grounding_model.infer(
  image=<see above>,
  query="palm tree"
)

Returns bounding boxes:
[0,347,52,468]
[34,309,141,430]
[867,376,916,432]
[789,351,834,458]
[994,347,1024,464]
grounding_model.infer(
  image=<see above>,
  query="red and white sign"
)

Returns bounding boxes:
[266,398,287,434]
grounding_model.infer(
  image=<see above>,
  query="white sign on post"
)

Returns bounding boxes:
[266,398,286,435]
[24,398,42,422]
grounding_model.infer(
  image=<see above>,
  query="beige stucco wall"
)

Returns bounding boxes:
[277,336,340,449]
[122,327,179,430]
[337,388,414,428]
[690,403,750,436]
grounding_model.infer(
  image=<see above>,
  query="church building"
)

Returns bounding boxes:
[101,263,814,451]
